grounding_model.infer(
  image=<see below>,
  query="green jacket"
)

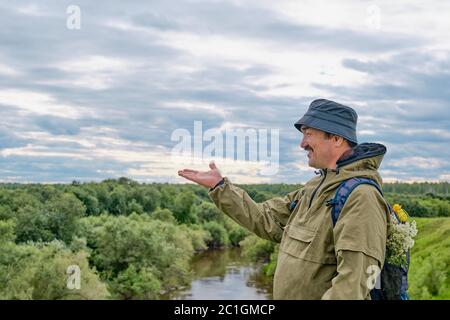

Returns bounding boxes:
[209,143,390,300]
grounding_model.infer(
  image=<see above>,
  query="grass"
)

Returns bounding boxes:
[408,217,450,300]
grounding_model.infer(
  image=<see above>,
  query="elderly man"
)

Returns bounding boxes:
[178,99,389,300]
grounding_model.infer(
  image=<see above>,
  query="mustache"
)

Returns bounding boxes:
[304,146,313,152]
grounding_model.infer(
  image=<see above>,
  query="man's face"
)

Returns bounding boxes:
[300,127,335,169]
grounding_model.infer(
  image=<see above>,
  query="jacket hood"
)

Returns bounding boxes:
[318,143,387,192]
[337,143,387,171]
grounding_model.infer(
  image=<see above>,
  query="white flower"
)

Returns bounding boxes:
[386,216,418,266]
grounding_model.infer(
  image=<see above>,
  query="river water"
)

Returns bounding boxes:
[162,248,273,300]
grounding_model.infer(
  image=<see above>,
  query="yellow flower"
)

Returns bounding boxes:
[393,204,402,212]
[393,203,409,222]
[397,210,409,223]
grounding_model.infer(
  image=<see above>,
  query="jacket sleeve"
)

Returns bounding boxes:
[208,177,302,243]
[321,250,381,300]
[322,184,388,300]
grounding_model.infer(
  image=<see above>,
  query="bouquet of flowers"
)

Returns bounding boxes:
[385,204,418,266]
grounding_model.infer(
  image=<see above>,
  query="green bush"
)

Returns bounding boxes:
[262,245,279,277]
[0,237,109,300]
[227,224,249,247]
[172,191,197,224]
[46,193,86,243]
[13,193,86,244]
[109,265,161,300]
[79,213,194,296]
[180,224,210,252]
[151,208,177,224]
[202,221,229,248]
[239,234,275,262]
[14,205,54,243]
[192,201,223,223]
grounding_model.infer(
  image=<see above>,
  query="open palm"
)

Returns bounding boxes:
[178,161,223,189]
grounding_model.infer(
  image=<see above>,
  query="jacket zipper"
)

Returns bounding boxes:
[308,169,328,209]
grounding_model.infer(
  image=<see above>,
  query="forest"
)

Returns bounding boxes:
[0,179,448,299]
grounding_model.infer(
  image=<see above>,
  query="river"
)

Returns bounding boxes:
[161,248,273,300]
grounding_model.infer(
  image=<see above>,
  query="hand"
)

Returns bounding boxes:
[178,161,223,189]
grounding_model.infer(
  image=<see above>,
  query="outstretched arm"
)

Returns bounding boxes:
[178,162,301,242]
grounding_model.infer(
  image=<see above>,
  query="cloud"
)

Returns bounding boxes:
[128,1,424,53]
[0,128,29,150]
[0,89,90,119]
[33,116,82,136]
[0,0,448,183]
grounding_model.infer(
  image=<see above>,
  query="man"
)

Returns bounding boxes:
[178,99,389,300]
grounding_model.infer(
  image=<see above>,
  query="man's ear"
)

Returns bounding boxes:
[334,135,345,146]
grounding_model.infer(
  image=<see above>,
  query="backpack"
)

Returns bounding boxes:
[326,177,410,300]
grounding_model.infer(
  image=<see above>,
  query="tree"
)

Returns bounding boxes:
[70,187,100,216]
[28,242,110,300]
[132,186,161,213]
[127,199,144,215]
[192,201,223,223]
[80,214,194,296]
[173,191,197,224]
[0,223,109,300]
[47,193,86,244]
[109,265,161,300]
[91,183,111,213]
[227,223,249,246]
[109,186,128,215]
[0,204,14,221]
[240,234,276,261]
[0,219,15,242]
[152,208,177,224]
[15,205,54,243]
[202,221,229,248]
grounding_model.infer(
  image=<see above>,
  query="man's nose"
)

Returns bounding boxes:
[300,137,308,149]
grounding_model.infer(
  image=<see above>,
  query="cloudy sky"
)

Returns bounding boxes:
[0,0,449,184]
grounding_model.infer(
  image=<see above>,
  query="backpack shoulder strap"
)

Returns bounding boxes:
[329,177,384,227]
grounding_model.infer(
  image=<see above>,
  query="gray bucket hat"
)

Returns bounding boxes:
[294,99,358,145]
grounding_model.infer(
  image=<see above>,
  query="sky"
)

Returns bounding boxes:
[0,0,449,184]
